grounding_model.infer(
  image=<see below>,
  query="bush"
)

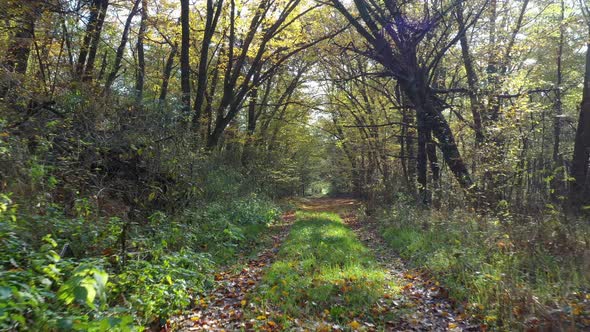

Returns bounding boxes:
[0,192,281,330]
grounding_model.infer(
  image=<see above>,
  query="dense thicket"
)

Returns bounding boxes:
[0,0,589,330]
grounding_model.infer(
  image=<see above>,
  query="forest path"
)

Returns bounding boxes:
[170,211,295,331]
[297,198,477,331]
[343,206,477,331]
[172,198,475,331]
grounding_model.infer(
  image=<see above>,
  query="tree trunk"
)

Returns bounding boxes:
[403,106,416,195]
[551,0,565,201]
[159,44,177,103]
[486,0,499,122]
[569,36,590,211]
[82,0,109,81]
[456,3,484,144]
[1,2,41,97]
[104,0,141,93]
[76,0,101,78]
[135,0,147,104]
[416,110,429,204]
[180,0,191,113]
[401,74,474,191]
[193,0,224,130]
[241,82,259,166]
[427,129,440,208]
[97,50,108,81]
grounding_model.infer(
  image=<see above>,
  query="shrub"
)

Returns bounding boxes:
[0,192,280,330]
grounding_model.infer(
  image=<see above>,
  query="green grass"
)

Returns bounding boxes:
[255,211,396,323]
[378,204,590,331]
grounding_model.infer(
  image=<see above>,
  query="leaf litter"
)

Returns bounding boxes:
[344,210,481,331]
[168,212,295,331]
[169,200,481,331]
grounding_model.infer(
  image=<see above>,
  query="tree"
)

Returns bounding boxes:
[0,1,43,97]
[77,0,109,81]
[135,0,148,104]
[180,0,191,113]
[329,0,478,194]
[203,0,326,148]
[192,0,224,131]
[104,0,141,93]
[569,0,590,211]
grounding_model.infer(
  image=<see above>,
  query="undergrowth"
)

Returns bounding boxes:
[0,193,280,331]
[377,202,590,331]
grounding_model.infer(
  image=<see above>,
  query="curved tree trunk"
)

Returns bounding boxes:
[104,0,141,93]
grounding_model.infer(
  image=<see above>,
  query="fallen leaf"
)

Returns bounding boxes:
[348,320,361,330]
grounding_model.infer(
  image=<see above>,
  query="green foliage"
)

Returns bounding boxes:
[110,250,214,325]
[0,195,133,331]
[58,264,109,309]
[0,192,280,330]
[379,203,589,330]
[151,194,281,263]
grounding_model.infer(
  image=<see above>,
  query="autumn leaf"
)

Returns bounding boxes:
[348,320,361,330]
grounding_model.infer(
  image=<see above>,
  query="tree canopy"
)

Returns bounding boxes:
[1,0,589,330]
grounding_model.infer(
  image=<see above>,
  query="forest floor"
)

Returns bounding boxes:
[170,198,477,331]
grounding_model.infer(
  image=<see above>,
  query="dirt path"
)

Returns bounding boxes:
[343,210,478,331]
[170,212,295,331]
[171,198,476,331]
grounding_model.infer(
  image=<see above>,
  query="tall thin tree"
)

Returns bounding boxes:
[180,0,191,113]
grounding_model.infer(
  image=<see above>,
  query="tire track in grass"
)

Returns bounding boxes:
[250,203,401,331]
[170,212,295,331]
[346,211,479,331]
[173,198,475,331]
[255,198,476,331]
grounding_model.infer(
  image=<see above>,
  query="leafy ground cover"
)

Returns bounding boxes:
[169,212,295,331]
[172,198,474,331]
[377,202,590,331]
[0,193,281,331]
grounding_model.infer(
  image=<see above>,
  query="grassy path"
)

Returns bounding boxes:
[170,212,295,331]
[252,207,399,330]
[173,198,472,331]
